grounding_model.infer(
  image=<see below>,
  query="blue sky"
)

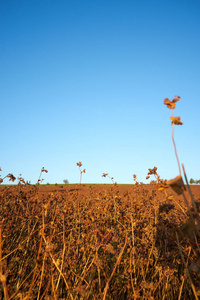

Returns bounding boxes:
[1,0,200,184]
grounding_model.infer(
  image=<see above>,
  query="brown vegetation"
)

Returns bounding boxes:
[0,183,200,299]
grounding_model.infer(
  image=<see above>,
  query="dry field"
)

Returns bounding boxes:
[0,183,200,299]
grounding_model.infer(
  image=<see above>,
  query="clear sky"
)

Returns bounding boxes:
[1,0,200,184]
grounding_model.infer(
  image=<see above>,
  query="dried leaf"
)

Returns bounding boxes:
[167,175,186,195]
[102,173,108,177]
[170,116,183,125]
[76,161,82,167]
[164,95,181,109]
[7,173,16,182]
[164,98,176,109]
[172,95,181,102]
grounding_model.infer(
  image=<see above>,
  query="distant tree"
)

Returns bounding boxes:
[63,179,69,184]
[189,178,200,184]
[189,178,195,184]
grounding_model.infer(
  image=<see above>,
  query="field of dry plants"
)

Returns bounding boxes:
[0,182,200,300]
[0,96,200,299]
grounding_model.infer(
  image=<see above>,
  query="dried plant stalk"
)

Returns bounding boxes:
[176,232,198,300]
[182,164,200,230]
[0,225,9,300]
[103,233,127,300]
[43,235,74,300]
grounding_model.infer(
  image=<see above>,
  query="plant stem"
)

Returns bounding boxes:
[172,123,181,176]
[79,167,82,184]
[176,233,198,300]
[182,164,200,230]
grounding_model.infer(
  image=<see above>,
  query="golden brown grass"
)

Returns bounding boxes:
[0,183,199,299]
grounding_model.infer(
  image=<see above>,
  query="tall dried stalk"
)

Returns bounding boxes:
[172,123,181,176]
[0,224,9,300]
[103,233,127,300]
[176,233,198,300]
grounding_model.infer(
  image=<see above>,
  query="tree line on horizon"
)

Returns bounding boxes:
[189,178,200,184]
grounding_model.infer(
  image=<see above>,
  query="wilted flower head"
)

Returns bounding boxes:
[102,173,115,184]
[77,161,85,184]
[41,167,48,173]
[77,162,82,167]
[7,173,16,182]
[133,174,139,185]
[147,167,157,176]
[102,173,108,177]
[18,175,26,184]
[164,95,181,109]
